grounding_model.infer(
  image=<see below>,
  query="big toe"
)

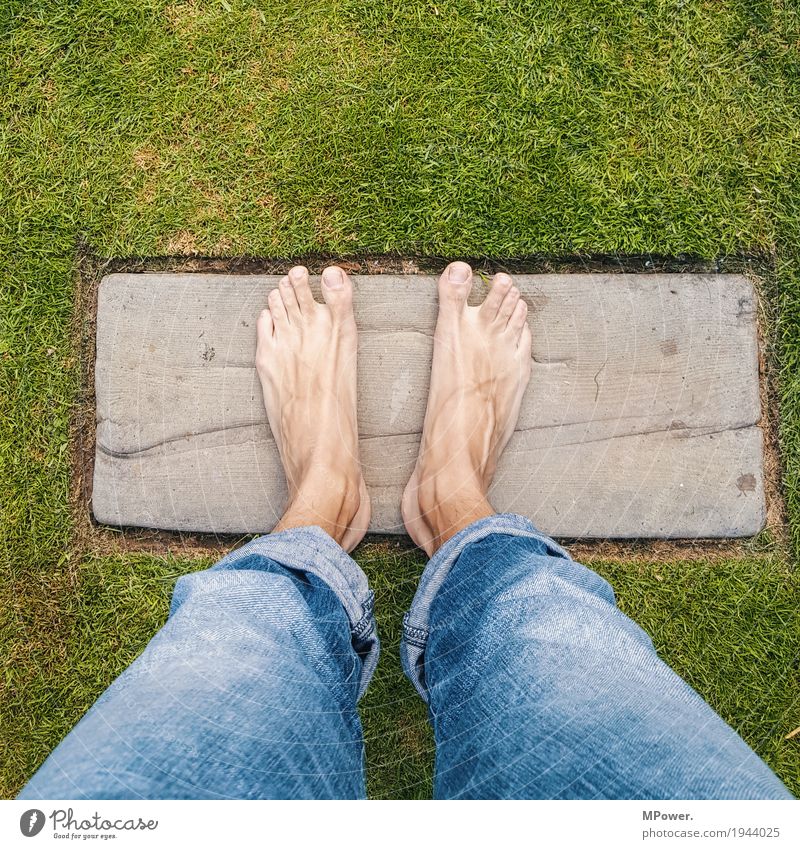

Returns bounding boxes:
[321,265,354,321]
[438,261,473,313]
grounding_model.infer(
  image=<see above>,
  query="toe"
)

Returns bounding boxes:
[257,307,274,341]
[268,287,288,327]
[480,272,513,320]
[509,298,528,337]
[438,262,473,313]
[255,308,274,371]
[496,285,520,324]
[321,265,354,321]
[288,265,316,313]
[279,275,301,320]
[518,321,532,356]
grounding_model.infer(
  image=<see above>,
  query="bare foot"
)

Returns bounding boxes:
[401,262,532,556]
[256,265,370,552]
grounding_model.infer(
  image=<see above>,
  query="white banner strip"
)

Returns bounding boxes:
[2,799,797,848]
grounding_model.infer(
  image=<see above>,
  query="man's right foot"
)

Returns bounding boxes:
[401,262,532,556]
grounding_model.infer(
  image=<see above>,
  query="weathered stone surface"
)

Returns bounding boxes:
[93,273,765,538]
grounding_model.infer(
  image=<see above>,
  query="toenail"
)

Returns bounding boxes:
[323,267,344,289]
[448,263,470,283]
[289,266,304,281]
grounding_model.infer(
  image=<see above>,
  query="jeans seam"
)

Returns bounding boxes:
[402,614,429,642]
[352,590,375,640]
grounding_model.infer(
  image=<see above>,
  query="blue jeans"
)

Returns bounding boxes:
[19,515,791,799]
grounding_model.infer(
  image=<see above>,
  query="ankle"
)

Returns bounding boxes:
[417,471,494,553]
[276,469,362,547]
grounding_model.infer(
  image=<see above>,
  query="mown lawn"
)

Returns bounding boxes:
[1,0,799,798]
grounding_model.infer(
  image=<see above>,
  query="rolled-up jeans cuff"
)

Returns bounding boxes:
[400,513,571,702]
[210,526,379,700]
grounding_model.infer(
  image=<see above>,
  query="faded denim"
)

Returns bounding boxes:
[20,517,791,800]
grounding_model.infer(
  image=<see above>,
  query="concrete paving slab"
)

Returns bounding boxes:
[92,273,765,538]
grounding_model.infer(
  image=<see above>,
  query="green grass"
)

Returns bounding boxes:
[1,0,799,798]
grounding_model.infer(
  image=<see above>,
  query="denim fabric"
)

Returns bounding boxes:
[401,513,570,699]
[19,527,376,800]
[402,514,792,800]
[20,517,791,800]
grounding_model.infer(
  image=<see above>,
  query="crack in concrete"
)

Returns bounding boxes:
[96,419,759,459]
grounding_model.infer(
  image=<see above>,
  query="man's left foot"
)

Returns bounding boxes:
[256,265,370,552]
